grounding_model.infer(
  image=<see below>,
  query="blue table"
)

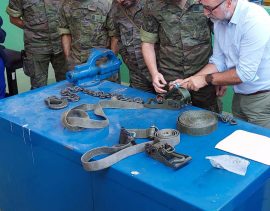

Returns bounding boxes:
[0,81,269,211]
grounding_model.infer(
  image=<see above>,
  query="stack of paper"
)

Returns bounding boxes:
[215,130,270,165]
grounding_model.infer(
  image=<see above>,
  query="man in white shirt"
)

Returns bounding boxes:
[172,0,270,128]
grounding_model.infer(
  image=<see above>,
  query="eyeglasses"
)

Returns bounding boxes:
[199,0,227,14]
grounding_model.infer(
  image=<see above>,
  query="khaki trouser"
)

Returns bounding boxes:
[232,92,270,128]
[23,51,67,89]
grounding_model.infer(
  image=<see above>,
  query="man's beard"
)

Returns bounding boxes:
[222,3,232,20]
[224,11,231,20]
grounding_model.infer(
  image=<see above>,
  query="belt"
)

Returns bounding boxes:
[62,99,144,131]
[177,110,237,136]
[81,127,181,171]
[177,110,218,136]
[243,90,270,96]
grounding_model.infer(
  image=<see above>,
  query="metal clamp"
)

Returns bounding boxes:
[144,87,191,110]
[145,142,192,169]
[81,126,181,171]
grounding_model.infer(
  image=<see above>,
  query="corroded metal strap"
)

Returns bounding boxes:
[81,128,180,171]
[62,99,144,131]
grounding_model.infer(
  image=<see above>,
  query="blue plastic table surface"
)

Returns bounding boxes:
[0,81,269,211]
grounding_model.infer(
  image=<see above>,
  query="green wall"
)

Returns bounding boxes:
[265,6,270,14]
[0,0,23,51]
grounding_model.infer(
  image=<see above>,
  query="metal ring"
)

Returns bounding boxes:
[174,82,180,89]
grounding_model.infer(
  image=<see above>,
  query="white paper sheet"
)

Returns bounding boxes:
[215,130,270,165]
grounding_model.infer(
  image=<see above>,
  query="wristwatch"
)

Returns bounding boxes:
[205,74,213,85]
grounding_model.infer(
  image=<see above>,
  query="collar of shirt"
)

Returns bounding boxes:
[229,0,243,25]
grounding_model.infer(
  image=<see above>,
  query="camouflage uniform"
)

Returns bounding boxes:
[141,0,221,112]
[111,0,154,92]
[6,0,67,89]
[59,0,115,70]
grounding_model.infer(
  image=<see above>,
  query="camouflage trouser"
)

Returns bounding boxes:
[130,74,154,93]
[190,85,222,113]
[128,66,154,93]
[66,55,79,71]
[23,51,67,89]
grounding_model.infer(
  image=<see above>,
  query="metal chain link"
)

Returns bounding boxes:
[60,86,144,104]
[215,113,237,125]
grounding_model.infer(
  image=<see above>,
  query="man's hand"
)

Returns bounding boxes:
[215,85,227,97]
[168,79,184,90]
[9,16,24,29]
[181,75,208,91]
[152,72,167,93]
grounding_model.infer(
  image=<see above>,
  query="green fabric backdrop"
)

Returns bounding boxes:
[0,0,23,51]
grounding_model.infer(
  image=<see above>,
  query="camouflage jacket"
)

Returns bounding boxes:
[140,0,212,81]
[111,0,151,81]
[59,0,115,64]
[6,0,63,54]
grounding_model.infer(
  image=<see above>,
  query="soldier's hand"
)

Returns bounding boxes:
[66,56,74,70]
[152,72,167,93]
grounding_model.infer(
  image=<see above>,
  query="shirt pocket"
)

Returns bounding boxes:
[22,0,47,26]
[120,26,133,46]
[158,12,182,45]
[181,11,211,44]
[72,4,107,32]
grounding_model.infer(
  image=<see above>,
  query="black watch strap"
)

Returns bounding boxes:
[205,74,213,85]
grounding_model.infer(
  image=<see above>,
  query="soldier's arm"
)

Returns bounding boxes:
[61,34,71,58]
[141,42,158,77]
[140,2,167,93]
[107,1,119,54]
[110,37,119,54]
[6,0,24,29]
[58,3,71,58]
[140,0,159,76]
[141,42,167,93]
